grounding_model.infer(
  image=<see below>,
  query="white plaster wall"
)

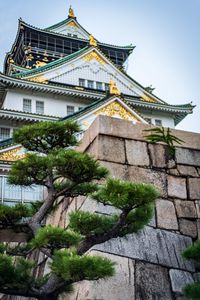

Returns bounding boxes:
[141,111,175,128]
[3,90,89,118]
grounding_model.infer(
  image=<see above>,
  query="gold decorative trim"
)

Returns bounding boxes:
[34,61,47,68]
[0,147,26,162]
[67,20,78,28]
[26,76,48,84]
[82,50,106,65]
[109,80,121,95]
[141,93,157,103]
[68,6,75,18]
[89,35,97,47]
[94,101,140,122]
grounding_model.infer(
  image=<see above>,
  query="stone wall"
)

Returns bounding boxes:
[60,115,200,300]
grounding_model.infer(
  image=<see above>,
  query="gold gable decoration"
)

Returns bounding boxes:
[68,6,75,18]
[94,101,139,122]
[67,20,78,28]
[27,76,48,84]
[0,147,26,162]
[89,35,97,47]
[109,80,121,96]
[82,50,107,65]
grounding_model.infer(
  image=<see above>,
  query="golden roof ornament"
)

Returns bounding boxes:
[109,80,121,95]
[89,35,97,47]
[68,5,75,18]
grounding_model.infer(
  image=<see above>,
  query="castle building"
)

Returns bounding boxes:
[0,6,194,204]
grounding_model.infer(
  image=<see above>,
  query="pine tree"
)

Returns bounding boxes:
[182,241,200,299]
[0,120,159,300]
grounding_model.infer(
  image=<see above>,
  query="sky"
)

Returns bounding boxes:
[0,0,199,133]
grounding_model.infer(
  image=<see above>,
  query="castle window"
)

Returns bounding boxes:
[145,118,152,124]
[67,105,75,116]
[155,119,162,126]
[23,98,32,113]
[96,82,103,90]
[105,83,109,91]
[36,101,44,114]
[0,128,10,141]
[88,80,94,89]
[79,78,85,87]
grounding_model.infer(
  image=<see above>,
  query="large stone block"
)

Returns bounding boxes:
[63,252,135,300]
[100,161,129,180]
[175,200,197,218]
[156,199,178,230]
[168,175,187,199]
[99,135,126,163]
[125,139,150,166]
[93,226,194,271]
[128,166,167,197]
[135,262,173,300]
[169,269,194,293]
[148,143,167,168]
[188,178,200,199]
[176,148,200,166]
[177,165,199,177]
[179,219,197,238]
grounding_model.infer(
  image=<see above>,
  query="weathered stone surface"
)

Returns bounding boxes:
[197,219,200,240]
[93,226,194,271]
[177,165,199,177]
[188,178,200,199]
[176,148,200,166]
[148,143,166,168]
[156,199,178,230]
[175,200,197,218]
[125,140,150,166]
[100,161,129,180]
[179,219,197,238]
[194,272,200,282]
[167,158,176,169]
[168,168,179,176]
[64,252,135,300]
[95,135,126,164]
[196,200,200,218]
[79,196,121,215]
[128,166,167,197]
[135,262,172,300]
[169,269,194,293]
[168,175,187,199]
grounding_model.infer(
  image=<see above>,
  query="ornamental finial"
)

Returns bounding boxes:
[109,80,121,95]
[89,35,97,47]
[68,5,75,18]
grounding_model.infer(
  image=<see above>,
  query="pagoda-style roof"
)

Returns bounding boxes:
[4,16,134,74]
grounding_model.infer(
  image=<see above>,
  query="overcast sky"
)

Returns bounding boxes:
[0,0,199,133]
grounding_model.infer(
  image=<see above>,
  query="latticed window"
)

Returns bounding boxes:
[155,119,162,126]
[36,101,44,114]
[0,128,10,141]
[105,83,109,91]
[23,98,32,113]
[79,78,85,87]
[88,80,94,89]
[96,82,103,90]
[67,105,75,116]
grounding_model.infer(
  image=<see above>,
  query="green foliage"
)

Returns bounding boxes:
[51,250,115,281]
[182,240,200,261]
[182,241,200,299]
[144,127,184,155]
[0,203,32,225]
[92,178,159,210]
[0,254,36,289]
[54,149,108,183]
[183,283,200,300]
[69,210,118,236]
[13,120,80,154]
[31,225,82,249]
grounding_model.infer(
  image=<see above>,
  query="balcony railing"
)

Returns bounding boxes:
[0,176,44,206]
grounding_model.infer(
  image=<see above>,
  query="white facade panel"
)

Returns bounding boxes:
[3,90,89,118]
